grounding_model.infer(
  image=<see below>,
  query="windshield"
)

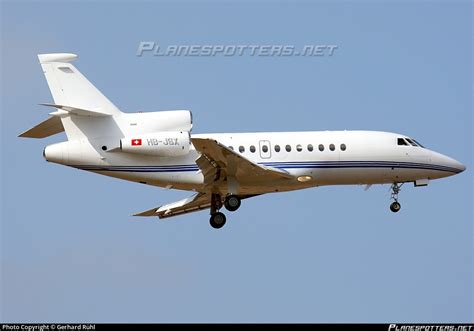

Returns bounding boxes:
[412,139,425,148]
[397,137,425,148]
[405,138,417,147]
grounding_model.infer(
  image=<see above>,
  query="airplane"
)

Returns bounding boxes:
[20,53,466,229]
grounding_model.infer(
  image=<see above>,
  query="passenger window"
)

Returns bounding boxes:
[286,145,291,152]
[340,144,346,151]
[308,144,313,152]
[296,144,302,152]
[319,144,324,151]
[250,145,256,153]
[228,146,234,151]
[239,146,245,153]
[262,145,268,153]
[329,144,335,151]
[275,145,280,152]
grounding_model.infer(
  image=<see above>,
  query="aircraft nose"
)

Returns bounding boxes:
[432,152,466,174]
[446,156,466,173]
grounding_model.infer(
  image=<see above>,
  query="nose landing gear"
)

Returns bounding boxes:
[390,183,403,213]
[390,201,401,213]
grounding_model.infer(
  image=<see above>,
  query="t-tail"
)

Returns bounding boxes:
[19,53,122,140]
[20,53,193,166]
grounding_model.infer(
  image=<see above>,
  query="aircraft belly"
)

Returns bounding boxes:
[308,168,388,185]
[85,169,205,190]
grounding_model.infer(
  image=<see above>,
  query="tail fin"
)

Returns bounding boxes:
[38,53,121,116]
[20,53,124,141]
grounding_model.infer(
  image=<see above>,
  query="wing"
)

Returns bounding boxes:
[133,192,217,219]
[191,138,293,186]
[134,138,293,219]
[134,193,258,219]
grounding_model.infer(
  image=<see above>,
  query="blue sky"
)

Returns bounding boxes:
[1,0,472,323]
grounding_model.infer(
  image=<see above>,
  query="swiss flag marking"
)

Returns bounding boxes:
[131,139,142,146]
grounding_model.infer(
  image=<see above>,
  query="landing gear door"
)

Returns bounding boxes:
[259,140,271,159]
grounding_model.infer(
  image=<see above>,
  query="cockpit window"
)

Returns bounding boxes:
[412,139,424,148]
[397,138,408,146]
[398,137,425,148]
[405,138,418,147]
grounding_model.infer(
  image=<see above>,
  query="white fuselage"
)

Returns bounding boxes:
[25,53,466,222]
[44,130,465,195]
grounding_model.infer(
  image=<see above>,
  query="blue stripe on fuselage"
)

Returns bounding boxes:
[71,161,462,174]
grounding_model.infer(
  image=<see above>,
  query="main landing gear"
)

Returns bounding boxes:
[209,212,226,229]
[209,194,241,229]
[390,183,403,213]
[224,195,241,212]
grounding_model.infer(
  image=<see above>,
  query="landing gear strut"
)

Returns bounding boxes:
[224,195,241,212]
[390,183,403,213]
[209,193,226,229]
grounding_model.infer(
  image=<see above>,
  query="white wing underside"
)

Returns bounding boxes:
[134,138,293,219]
[134,192,215,219]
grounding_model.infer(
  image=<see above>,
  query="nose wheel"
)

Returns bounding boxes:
[390,201,401,213]
[389,183,403,213]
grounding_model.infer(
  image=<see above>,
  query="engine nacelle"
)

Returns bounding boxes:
[121,131,191,157]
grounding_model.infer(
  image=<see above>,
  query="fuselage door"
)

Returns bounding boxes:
[259,140,271,159]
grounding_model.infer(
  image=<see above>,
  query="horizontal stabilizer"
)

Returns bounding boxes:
[18,116,64,138]
[39,103,112,117]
